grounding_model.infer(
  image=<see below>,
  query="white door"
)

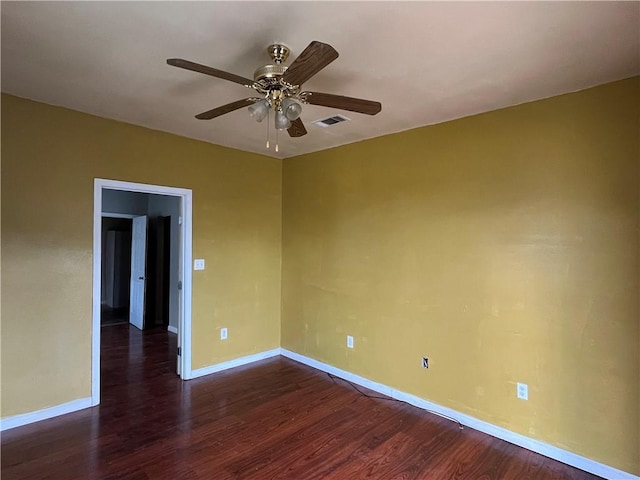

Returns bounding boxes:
[129,215,148,330]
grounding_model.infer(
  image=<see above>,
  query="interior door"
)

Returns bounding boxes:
[129,215,148,330]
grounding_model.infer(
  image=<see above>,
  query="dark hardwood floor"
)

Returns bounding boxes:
[2,325,602,480]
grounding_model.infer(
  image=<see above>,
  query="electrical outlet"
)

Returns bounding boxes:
[422,357,429,368]
[347,335,354,349]
[194,259,205,270]
[220,327,228,340]
[517,382,528,400]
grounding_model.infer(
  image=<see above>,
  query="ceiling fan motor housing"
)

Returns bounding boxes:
[254,64,288,84]
[253,44,300,95]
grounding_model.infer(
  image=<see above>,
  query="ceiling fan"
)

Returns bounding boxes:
[167,41,381,150]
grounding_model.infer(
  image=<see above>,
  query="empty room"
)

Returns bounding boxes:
[1,2,638,479]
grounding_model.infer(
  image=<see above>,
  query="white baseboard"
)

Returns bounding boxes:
[167,325,178,334]
[190,348,281,379]
[280,349,638,480]
[0,397,93,432]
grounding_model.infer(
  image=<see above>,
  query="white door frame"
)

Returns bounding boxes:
[92,178,193,406]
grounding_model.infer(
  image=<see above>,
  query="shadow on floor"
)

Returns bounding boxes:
[101,305,128,326]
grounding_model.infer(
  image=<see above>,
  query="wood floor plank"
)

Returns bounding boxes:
[1,324,604,480]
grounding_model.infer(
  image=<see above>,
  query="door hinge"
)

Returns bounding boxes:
[178,280,183,290]
[178,216,183,225]
[177,347,181,356]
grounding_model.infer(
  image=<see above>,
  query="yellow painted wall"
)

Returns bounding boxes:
[1,94,282,417]
[282,77,639,474]
[2,78,638,474]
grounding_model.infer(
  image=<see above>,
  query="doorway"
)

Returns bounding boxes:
[92,179,193,406]
[101,216,132,326]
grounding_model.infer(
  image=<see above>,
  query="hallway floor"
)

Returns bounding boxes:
[100,305,129,326]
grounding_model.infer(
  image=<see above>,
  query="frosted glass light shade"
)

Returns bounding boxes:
[248,100,269,122]
[275,110,291,130]
[282,98,302,120]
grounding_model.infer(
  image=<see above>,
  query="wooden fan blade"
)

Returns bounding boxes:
[301,91,382,115]
[282,41,339,87]
[195,98,256,120]
[287,118,307,137]
[167,58,254,87]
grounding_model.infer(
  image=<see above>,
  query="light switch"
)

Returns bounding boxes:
[194,259,205,270]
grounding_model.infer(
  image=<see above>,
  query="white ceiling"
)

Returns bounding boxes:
[2,1,638,159]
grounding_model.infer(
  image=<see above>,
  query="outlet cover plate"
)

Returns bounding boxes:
[517,382,528,400]
[221,327,228,340]
[194,259,205,270]
[347,335,354,349]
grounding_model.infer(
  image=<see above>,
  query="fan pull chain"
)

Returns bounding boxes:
[266,110,270,149]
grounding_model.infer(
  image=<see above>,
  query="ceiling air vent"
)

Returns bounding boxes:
[312,114,350,128]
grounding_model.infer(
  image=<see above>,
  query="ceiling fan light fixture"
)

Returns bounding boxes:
[275,109,291,130]
[282,98,302,120]
[248,99,269,122]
